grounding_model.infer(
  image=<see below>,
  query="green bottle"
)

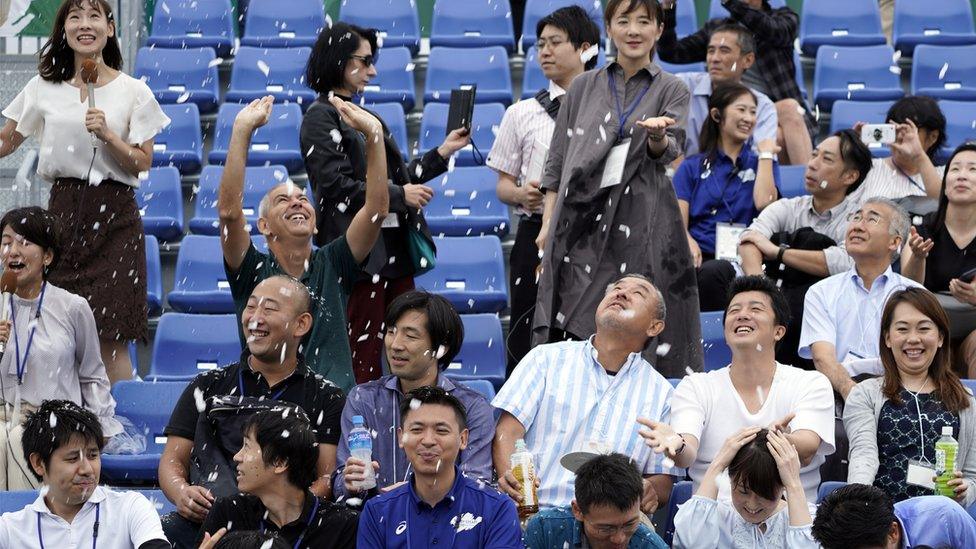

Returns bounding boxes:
[935,426,959,497]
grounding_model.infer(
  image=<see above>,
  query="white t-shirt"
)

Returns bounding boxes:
[671,363,836,503]
[0,486,168,548]
[2,73,169,187]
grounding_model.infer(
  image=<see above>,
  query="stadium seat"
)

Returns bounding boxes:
[225,46,316,107]
[520,0,605,53]
[166,235,236,313]
[152,104,203,174]
[130,489,177,515]
[675,0,698,38]
[419,102,506,168]
[445,314,506,391]
[339,0,421,54]
[654,53,704,75]
[700,310,732,371]
[893,0,976,55]
[366,103,410,160]
[911,45,976,101]
[663,480,693,546]
[146,0,235,57]
[134,47,219,114]
[241,0,324,48]
[189,164,291,235]
[813,45,904,111]
[938,100,976,163]
[431,0,515,52]
[424,166,510,237]
[777,165,807,199]
[0,491,38,513]
[817,481,847,503]
[708,0,785,20]
[101,380,190,482]
[136,167,184,242]
[799,0,886,57]
[961,378,976,395]
[522,46,606,99]
[457,378,497,402]
[416,236,509,313]
[208,103,304,173]
[794,50,808,101]
[829,100,896,158]
[148,313,242,380]
[360,47,417,112]
[425,47,513,107]
[145,235,163,317]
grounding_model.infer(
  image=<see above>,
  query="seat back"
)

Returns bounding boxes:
[893,0,975,53]
[911,45,976,98]
[829,100,897,134]
[425,47,513,106]
[136,167,183,225]
[145,234,163,315]
[366,102,410,160]
[418,103,506,166]
[938,100,976,162]
[152,104,202,165]
[149,0,235,42]
[360,46,416,110]
[340,0,421,53]
[813,45,903,110]
[777,165,807,199]
[447,314,506,390]
[663,480,694,545]
[149,313,241,380]
[817,481,848,503]
[423,166,509,236]
[0,491,38,514]
[193,165,291,232]
[520,0,604,51]
[242,0,325,45]
[455,379,497,402]
[801,0,884,40]
[112,380,191,453]
[700,310,732,371]
[431,0,515,51]
[171,235,229,295]
[229,46,313,96]
[211,102,303,161]
[134,47,219,106]
[415,236,509,312]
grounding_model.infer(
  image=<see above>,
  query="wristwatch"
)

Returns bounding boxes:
[758,151,776,161]
[777,244,789,263]
[673,435,687,456]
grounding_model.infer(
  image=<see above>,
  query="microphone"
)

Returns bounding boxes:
[0,270,17,359]
[80,58,98,109]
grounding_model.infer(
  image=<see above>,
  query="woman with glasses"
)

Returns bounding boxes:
[301,22,470,384]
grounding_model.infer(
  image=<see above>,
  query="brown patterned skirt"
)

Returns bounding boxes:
[47,178,148,343]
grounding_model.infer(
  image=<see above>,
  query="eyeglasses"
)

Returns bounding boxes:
[846,212,884,225]
[535,37,567,50]
[592,521,640,536]
[349,54,375,67]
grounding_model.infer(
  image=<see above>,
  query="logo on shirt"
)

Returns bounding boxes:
[738,168,757,183]
[395,521,407,535]
[451,513,483,533]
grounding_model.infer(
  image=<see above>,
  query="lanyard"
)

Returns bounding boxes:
[238,368,287,401]
[38,502,99,549]
[607,71,651,142]
[11,282,47,385]
[893,161,926,193]
[907,381,931,462]
[259,496,320,549]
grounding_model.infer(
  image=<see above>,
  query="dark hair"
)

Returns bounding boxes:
[38,0,123,83]
[833,129,874,195]
[385,290,464,370]
[709,22,755,56]
[306,22,379,95]
[698,82,757,158]
[242,407,318,489]
[725,275,792,328]
[22,400,104,482]
[886,96,947,162]
[727,429,781,501]
[0,206,62,278]
[399,386,468,431]
[812,484,897,549]
[879,288,971,412]
[574,453,643,514]
[604,0,663,25]
[212,530,289,549]
[536,6,602,71]
[932,142,976,232]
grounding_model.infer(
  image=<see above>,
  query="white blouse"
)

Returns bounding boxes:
[2,72,169,188]
[0,283,121,436]
[673,495,819,549]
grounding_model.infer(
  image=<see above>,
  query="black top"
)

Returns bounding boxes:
[916,212,976,292]
[164,351,345,445]
[198,492,359,549]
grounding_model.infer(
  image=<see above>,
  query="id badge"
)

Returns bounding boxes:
[381,213,400,229]
[907,459,936,489]
[715,223,747,262]
[600,139,631,189]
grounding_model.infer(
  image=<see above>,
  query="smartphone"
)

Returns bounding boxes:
[961,266,976,283]
[446,86,477,136]
[861,123,896,146]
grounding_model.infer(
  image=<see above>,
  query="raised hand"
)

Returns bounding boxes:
[766,429,802,489]
[329,95,382,137]
[636,417,684,456]
[907,226,934,259]
[710,427,761,472]
[234,96,273,131]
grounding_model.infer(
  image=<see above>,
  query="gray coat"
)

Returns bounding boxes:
[844,376,976,506]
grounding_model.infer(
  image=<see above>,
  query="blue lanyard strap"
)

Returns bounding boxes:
[238,368,287,401]
[259,496,320,549]
[11,282,47,385]
[38,502,98,549]
[607,70,652,141]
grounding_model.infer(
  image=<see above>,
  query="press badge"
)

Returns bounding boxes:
[907,459,936,489]
[715,223,747,262]
[381,213,400,228]
[600,139,631,189]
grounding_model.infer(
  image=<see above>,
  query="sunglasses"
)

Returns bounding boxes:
[349,54,375,67]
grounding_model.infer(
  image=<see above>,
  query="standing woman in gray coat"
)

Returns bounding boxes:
[845,287,976,506]
[533,0,702,376]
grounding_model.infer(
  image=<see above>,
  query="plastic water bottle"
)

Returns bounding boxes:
[935,425,958,497]
[348,415,376,490]
[511,439,539,518]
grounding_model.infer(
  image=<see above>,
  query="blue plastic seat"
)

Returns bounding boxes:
[209,102,304,173]
[938,100,976,163]
[0,491,39,513]
[148,313,242,380]
[793,49,808,101]
[145,235,163,317]
[813,45,904,112]
[359,47,417,112]
[146,0,235,57]
[911,45,976,101]
[829,100,897,158]
[241,0,324,48]
[419,102,506,168]
[777,165,807,199]
[520,0,605,53]
[416,236,509,313]
[817,481,847,503]
[134,47,219,114]
[708,0,785,20]
[444,314,506,390]
[431,0,515,52]
[456,378,497,402]
[893,0,976,55]
[366,103,410,160]
[101,380,190,482]
[425,47,513,107]
[675,0,698,38]
[424,166,509,237]
[700,310,732,371]
[522,46,606,98]
[166,235,236,313]
[799,0,886,57]
[225,46,316,107]
[663,480,694,546]
[654,53,704,74]
[152,104,203,174]
[189,164,291,235]
[136,167,184,242]
[340,0,421,54]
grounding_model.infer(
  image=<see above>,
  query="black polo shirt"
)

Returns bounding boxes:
[164,352,345,446]
[198,491,358,548]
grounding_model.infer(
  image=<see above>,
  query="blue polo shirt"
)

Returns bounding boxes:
[524,508,668,549]
[673,143,781,255]
[357,467,523,549]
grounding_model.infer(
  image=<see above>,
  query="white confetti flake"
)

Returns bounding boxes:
[257,60,270,77]
[176,91,191,103]
[939,62,950,80]
[656,343,671,356]
[330,129,342,144]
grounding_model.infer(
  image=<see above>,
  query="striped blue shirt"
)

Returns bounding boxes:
[492,338,680,508]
